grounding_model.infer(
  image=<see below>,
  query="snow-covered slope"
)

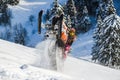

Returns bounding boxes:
[71,29,94,60]
[0,39,70,80]
[64,57,120,80]
[0,39,120,80]
[0,39,37,65]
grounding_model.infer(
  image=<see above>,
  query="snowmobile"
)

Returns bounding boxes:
[38,10,74,71]
[38,11,66,71]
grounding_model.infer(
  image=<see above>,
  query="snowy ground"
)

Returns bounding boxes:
[0,39,120,80]
[64,57,120,80]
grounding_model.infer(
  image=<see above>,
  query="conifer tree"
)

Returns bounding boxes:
[8,0,20,5]
[29,15,35,26]
[45,9,50,21]
[5,27,12,41]
[65,15,72,28]
[92,0,120,68]
[1,8,12,26]
[0,0,20,6]
[74,0,84,15]
[13,23,27,45]
[64,0,76,27]
[92,15,103,61]
[46,0,64,31]
[74,0,99,15]
[0,0,19,26]
[96,0,116,20]
[50,0,64,17]
[76,5,91,33]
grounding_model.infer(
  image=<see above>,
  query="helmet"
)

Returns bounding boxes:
[70,28,75,32]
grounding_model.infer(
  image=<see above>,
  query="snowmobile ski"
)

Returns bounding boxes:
[38,10,43,34]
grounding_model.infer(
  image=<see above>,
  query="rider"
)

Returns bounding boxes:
[64,28,76,58]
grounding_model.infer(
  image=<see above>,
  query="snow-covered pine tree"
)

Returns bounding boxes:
[65,15,72,28]
[29,15,35,26]
[50,0,64,18]
[7,0,20,5]
[45,9,50,21]
[74,0,99,15]
[0,0,20,6]
[4,27,12,41]
[13,23,27,45]
[0,27,12,41]
[88,0,99,15]
[18,24,27,45]
[96,0,116,20]
[0,0,19,12]
[0,0,19,26]
[76,5,91,33]
[64,0,76,27]
[1,8,12,26]
[46,0,64,34]
[92,0,120,68]
[92,15,103,61]
[74,0,83,16]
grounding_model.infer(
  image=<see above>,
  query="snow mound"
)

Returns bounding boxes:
[0,39,71,80]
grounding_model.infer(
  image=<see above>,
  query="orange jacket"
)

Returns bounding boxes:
[61,32,68,44]
[61,22,68,44]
